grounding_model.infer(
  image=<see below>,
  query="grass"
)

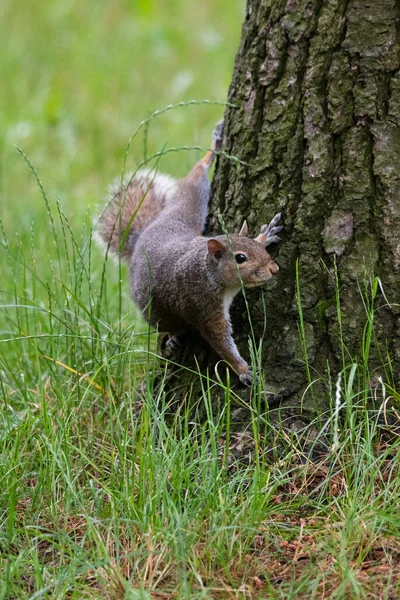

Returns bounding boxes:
[1,1,400,598]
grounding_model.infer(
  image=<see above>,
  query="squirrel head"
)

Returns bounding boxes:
[207,229,279,289]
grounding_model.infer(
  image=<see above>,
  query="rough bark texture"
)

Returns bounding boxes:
[159,0,400,438]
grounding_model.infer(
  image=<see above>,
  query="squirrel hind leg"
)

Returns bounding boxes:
[201,119,224,169]
[212,119,224,151]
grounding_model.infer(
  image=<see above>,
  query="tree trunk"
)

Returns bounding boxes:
[158,0,400,441]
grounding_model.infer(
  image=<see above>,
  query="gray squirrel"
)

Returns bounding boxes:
[96,121,282,386]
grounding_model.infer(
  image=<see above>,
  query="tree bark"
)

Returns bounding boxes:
[159,0,400,439]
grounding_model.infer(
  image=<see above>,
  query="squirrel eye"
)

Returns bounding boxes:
[235,253,248,264]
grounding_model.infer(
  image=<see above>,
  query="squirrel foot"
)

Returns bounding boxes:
[239,369,256,388]
[163,333,185,359]
[212,120,224,152]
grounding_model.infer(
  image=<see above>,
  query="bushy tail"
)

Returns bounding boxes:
[95,169,177,259]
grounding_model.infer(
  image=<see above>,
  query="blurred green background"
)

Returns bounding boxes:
[0,0,244,240]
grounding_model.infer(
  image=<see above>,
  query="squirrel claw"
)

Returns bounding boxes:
[265,234,281,245]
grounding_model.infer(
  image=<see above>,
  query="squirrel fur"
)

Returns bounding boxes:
[96,121,282,386]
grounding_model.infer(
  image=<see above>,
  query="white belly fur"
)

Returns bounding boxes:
[223,287,241,320]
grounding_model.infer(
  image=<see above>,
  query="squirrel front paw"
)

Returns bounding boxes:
[239,369,255,387]
[256,213,283,246]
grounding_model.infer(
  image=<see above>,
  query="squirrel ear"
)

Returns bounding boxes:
[207,239,224,260]
[239,220,249,237]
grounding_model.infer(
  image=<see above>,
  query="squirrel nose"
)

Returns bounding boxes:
[270,262,279,274]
